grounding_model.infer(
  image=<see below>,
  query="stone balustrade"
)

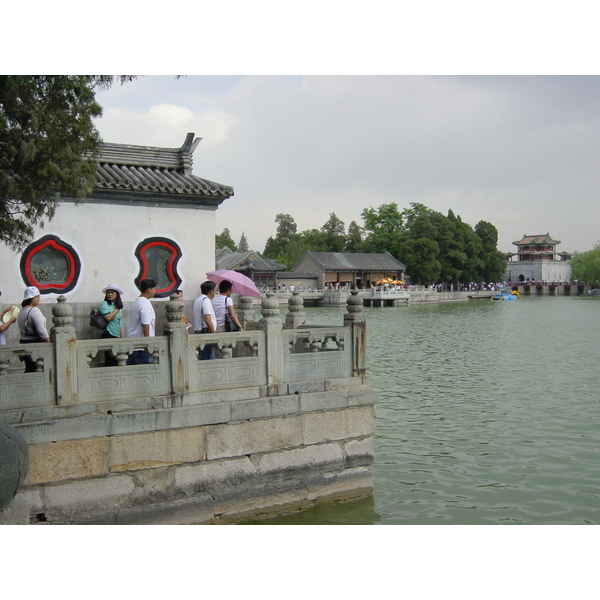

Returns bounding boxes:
[0,289,375,525]
[0,290,366,414]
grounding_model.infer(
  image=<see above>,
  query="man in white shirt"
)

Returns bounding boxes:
[192,280,216,360]
[127,278,156,364]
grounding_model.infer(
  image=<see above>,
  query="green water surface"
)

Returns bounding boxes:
[245,296,600,524]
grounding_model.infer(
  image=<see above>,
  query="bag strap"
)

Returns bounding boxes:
[201,297,209,313]
[200,297,211,331]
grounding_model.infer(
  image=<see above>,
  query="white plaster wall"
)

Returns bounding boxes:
[0,200,219,308]
[504,260,572,282]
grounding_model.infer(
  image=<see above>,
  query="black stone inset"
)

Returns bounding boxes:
[134,237,183,298]
[20,235,81,294]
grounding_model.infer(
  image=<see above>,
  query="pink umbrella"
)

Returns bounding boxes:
[205,270,261,298]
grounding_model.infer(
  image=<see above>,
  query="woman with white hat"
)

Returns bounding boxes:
[98,284,124,366]
[17,286,49,372]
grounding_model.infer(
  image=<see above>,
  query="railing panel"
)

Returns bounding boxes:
[0,344,56,409]
[76,337,170,402]
[187,331,266,392]
[283,327,352,382]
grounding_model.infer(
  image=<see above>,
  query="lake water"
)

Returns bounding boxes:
[247,295,600,525]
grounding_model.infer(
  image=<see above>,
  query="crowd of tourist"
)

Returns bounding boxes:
[0,278,244,367]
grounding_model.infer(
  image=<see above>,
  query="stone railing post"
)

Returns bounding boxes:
[285,290,306,329]
[344,289,366,377]
[164,292,189,395]
[50,295,78,404]
[259,289,283,384]
[237,295,256,330]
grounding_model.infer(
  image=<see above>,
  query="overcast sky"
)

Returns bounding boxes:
[93,75,599,255]
[9,3,597,258]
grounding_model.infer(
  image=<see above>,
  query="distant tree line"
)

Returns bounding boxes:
[357,202,506,286]
[571,245,600,285]
[215,229,249,253]
[215,203,506,285]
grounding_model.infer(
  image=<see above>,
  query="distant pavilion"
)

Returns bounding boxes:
[504,233,572,282]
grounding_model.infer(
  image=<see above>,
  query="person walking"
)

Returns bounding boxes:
[17,286,50,372]
[126,278,156,365]
[212,280,243,333]
[193,281,216,360]
[98,283,124,366]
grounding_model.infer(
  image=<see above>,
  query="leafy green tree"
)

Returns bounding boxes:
[451,214,485,284]
[401,202,433,229]
[400,237,441,284]
[429,211,462,284]
[399,209,487,286]
[571,245,600,284]
[345,220,364,252]
[280,237,313,269]
[262,236,278,258]
[475,220,506,282]
[263,213,298,259]
[361,203,404,257]
[274,213,297,245]
[238,231,249,252]
[320,212,346,252]
[0,75,135,251]
[299,228,327,252]
[215,227,237,251]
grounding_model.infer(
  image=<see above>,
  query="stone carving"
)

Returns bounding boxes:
[259,290,282,325]
[285,290,306,328]
[51,295,75,334]
[344,289,364,323]
[237,295,256,327]
[164,292,186,332]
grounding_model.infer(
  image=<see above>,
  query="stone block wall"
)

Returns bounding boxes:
[9,380,376,524]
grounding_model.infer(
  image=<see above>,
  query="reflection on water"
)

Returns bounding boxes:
[243,495,381,525]
[245,297,600,525]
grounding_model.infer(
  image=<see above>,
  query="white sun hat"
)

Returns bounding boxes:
[102,284,124,295]
[23,286,40,300]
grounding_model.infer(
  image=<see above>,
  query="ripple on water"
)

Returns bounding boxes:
[364,298,600,524]
[247,299,600,525]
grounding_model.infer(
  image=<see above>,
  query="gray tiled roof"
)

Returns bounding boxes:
[297,251,406,271]
[94,164,233,198]
[216,248,286,272]
[90,133,234,204]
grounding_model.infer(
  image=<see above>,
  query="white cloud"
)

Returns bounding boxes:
[98,104,235,149]
[95,76,600,255]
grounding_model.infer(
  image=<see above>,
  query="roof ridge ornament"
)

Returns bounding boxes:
[179,132,202,175]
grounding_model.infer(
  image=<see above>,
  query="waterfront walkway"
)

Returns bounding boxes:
[270,282,591,306]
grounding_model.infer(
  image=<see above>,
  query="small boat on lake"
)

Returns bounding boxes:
[491,287,521,301]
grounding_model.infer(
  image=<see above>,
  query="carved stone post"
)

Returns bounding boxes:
[285,290,306,329]
[259,290,283,384]
[164,292,189,395]
[237,296,256,330]
[344,289,366,377]
[50,295,78,404]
